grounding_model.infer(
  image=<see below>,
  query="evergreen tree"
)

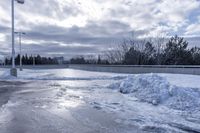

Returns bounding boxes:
[163,35,192,65]
[97,55,101,64]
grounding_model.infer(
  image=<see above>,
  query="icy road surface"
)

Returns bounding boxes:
[0,68,200,133]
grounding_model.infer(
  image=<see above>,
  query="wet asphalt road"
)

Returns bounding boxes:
[0,81,145,133]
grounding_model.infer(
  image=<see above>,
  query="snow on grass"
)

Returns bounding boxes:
[160,73,200,88]
[0,68,126,81]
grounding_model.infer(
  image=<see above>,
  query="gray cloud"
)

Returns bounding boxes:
[0,0,200,60]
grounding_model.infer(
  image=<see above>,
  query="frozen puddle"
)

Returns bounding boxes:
[0,101,19,126]
[0,81,140,133]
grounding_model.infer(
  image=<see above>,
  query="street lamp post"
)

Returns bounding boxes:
[33,55,35,66]
[10,0,25,77]
[15,32,25,71]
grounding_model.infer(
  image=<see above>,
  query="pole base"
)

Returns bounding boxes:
[10,68,17,77]
[20,67,23,71]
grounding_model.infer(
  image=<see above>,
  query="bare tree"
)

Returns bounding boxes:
[105,38,133,64]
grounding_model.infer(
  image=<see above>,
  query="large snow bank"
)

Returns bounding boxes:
[109,74,200,111]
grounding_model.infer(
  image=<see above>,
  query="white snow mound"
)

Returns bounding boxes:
[119,74,173,105]
[109,73,200,111]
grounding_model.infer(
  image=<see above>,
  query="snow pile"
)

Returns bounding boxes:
[109,74,200,111]
[166,86,200,111]
[118,74,173,105]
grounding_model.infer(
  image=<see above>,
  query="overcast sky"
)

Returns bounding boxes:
[0,0,200,59]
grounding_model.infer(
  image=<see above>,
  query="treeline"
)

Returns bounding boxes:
[105,35,200,65]
[70,55,109,64]
[70,35,200,65]
[5,54,58,65]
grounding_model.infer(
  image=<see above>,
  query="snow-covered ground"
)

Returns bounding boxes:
[0,68,200,133]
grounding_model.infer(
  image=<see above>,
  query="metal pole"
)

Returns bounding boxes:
[12,0,15,68]
[33,55,35,66]
[15,31,25,71]
[19,33,22,71]
[10,0,17,76]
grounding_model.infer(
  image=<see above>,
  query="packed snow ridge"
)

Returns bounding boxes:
[109,73,200,111]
